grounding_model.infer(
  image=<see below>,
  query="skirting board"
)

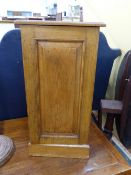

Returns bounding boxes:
[28,143,90,159]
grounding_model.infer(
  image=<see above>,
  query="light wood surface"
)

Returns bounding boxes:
[0,20,14,24]
[0,118,131,175]
[15,20,105,27]
[19,21,103,158]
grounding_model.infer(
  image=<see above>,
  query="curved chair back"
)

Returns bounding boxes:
[0,29,27,120]
[92,32,121,110]
[115,50,131,147]
[115,50,131,100]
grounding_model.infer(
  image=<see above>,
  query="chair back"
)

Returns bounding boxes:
[92,32,121,110]
[119,75,131,144]
[115,50,131,100]
[115,50,131,147]
[0,29,27,120]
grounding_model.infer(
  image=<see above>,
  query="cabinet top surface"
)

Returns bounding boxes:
[15,20,105,27]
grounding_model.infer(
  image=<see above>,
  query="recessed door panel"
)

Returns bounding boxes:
[38,41,84,136]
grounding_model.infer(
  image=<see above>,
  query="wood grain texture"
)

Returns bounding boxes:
[38,41,83,134]
[29,143,89,159]
[79,27,99,144]
[15,20,106,27]
[0,118,131,175]
[20,22,101,158]
[21,27,41,144]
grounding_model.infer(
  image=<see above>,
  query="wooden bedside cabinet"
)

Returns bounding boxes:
[16,21,105,159]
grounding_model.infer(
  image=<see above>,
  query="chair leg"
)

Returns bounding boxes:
[97,109,102,130]
[103,113,115,139]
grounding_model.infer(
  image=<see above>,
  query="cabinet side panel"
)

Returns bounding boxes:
[79,27,100,144]
[20,27,41,143]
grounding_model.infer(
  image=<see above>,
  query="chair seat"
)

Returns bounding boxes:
[101,99,123,113]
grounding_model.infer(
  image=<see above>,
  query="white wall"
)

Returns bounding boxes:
[82,0,131,53]
[0,24,14,41]
[0,0,131,98]
[1,0,131,52]
[0,0,45,41]
[0,0,44,16]
[82,0,131,98]
[0,0,82,17]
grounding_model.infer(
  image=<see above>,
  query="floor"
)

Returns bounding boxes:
[0,117,131,175]
[92,110,131,165]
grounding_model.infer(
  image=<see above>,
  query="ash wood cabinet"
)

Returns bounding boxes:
[16,21,105,159]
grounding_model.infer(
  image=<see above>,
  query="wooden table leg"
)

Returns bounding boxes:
[103,114,115,139]
[98,109,103,130]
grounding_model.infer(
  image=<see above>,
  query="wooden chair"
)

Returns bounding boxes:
[97,51,131,140]
[98,76,131,138]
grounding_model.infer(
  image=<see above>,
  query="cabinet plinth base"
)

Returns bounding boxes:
[29,143,89,159]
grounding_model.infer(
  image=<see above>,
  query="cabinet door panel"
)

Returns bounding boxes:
[38,41,84,139]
